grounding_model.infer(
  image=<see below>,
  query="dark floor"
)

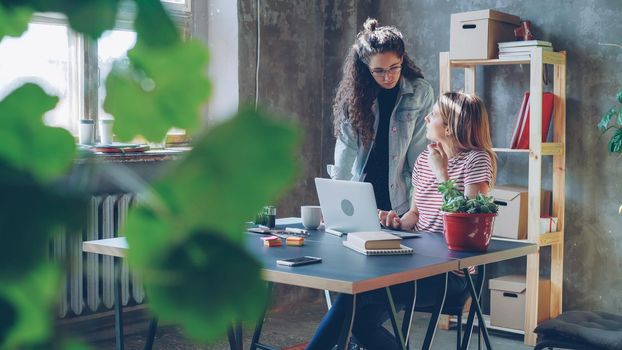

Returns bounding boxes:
[72,297,531,350]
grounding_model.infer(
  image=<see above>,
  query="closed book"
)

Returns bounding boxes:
[514,92,555,149]
[343,240,413,256]
[498,40,552,48]
[500,46,553,53]
[509,93,530,148]
[346,231,402,250]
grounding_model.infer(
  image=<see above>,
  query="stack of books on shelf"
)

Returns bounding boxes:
[343,231,413,255]
[498,40,553,60]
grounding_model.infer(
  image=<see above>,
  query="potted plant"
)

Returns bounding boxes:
[439,180,499,251]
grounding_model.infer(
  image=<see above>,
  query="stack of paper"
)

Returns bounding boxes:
[286,236,305,246]
[261,236,282,247]
[498,40,553,60]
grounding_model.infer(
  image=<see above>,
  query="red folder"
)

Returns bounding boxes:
[512,92,555,149]
[509,93,530,148]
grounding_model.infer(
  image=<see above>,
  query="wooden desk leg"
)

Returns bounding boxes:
[422,273,448,350]
[336,294,356,350]
[386,286,407,350]
[114,257,124,350]
[461,266,491,350]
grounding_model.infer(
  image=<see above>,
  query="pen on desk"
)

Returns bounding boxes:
[324,228,344,237]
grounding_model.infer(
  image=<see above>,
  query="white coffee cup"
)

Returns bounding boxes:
[79,119,95,145]
[301,205,322,230]
[98,119,114,145]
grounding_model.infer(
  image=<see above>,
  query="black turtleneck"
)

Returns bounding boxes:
[364,84,400,211]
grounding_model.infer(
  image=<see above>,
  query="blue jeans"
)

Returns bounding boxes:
[306,273,468,350]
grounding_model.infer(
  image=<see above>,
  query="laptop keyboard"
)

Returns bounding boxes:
[380,229,422,238]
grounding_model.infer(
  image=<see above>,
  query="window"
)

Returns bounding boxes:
[0,22,81,132]
[97,29,137,120]
[0,0,191,135]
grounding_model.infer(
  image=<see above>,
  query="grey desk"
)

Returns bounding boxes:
[245,227,536,350]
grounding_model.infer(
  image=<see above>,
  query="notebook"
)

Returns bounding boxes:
[346,231,402,250]
[342,240,413,256]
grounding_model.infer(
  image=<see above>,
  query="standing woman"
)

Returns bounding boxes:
[328,18,434,214]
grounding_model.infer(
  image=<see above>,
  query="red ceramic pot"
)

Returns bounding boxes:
[441,212,497,251]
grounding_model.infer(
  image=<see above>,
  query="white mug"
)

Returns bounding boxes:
[301,205,322,230]
[98,119,114,145]
[79,119,95,145]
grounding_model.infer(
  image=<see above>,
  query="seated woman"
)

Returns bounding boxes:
[306,92,497,350]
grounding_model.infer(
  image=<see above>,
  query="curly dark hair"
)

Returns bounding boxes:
[333,18,424,147]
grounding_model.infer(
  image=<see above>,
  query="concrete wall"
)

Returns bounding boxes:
[238,0,622,313]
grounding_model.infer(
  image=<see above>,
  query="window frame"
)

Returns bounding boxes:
[13,1,193,138]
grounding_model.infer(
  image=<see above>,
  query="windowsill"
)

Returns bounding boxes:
[75,147,191,164]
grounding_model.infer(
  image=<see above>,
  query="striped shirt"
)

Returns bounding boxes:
[412,149,493,234]
[412,149,493,276]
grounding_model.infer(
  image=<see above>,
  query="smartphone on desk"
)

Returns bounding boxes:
[276,256,322,267]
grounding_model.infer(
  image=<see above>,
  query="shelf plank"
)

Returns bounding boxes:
[493,148,529,153]
[542,143,564,156]
[450,57,530,67]
[447,51,566,67]
[493,143,563,155]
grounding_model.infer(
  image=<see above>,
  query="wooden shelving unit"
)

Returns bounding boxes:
[439,48,566,346]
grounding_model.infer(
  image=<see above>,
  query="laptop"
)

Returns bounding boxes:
[314,178,420,238]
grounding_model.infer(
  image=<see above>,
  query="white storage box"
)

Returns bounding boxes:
[450,9,520,59]
[489,275,550,330]
[490,185,551,239]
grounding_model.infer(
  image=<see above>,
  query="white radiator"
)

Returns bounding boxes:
[52,193,145,317]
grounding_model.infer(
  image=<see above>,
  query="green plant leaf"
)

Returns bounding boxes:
[598,108,617,131]
[0,264,60,349]
[617,89,622,104]
[134,0,178,47]
[104,39,211,141]
[0,163,87,280]
[0,3,33,39]
[152,107,300,239]
[608,127,622,153]
[21,0,120,39]
[617,107,622,125]
[0,83,76,182]
[124,107,299,342]
[143,233,268,343]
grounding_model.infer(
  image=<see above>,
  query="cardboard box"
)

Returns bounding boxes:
[450,9,520,59]
[489,275,550,330]
[490,185,551,239]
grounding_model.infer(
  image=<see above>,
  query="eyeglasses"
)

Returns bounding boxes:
[369,65,402,77]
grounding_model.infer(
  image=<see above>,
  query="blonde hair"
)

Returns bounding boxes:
[437,92,497,186]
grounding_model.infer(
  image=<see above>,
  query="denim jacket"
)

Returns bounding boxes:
[327,76,434,215]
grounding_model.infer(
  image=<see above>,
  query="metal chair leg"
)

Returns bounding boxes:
[400,281,417,349]
[422,273,448,350]
[456,313,462,350]
[114,257,124,350]
[250,282,273,350]
[385,287,407,350]
[336,294,356,350]
[143,317,158,350]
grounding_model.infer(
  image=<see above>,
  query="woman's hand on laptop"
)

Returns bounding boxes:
[378,209,401,229]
